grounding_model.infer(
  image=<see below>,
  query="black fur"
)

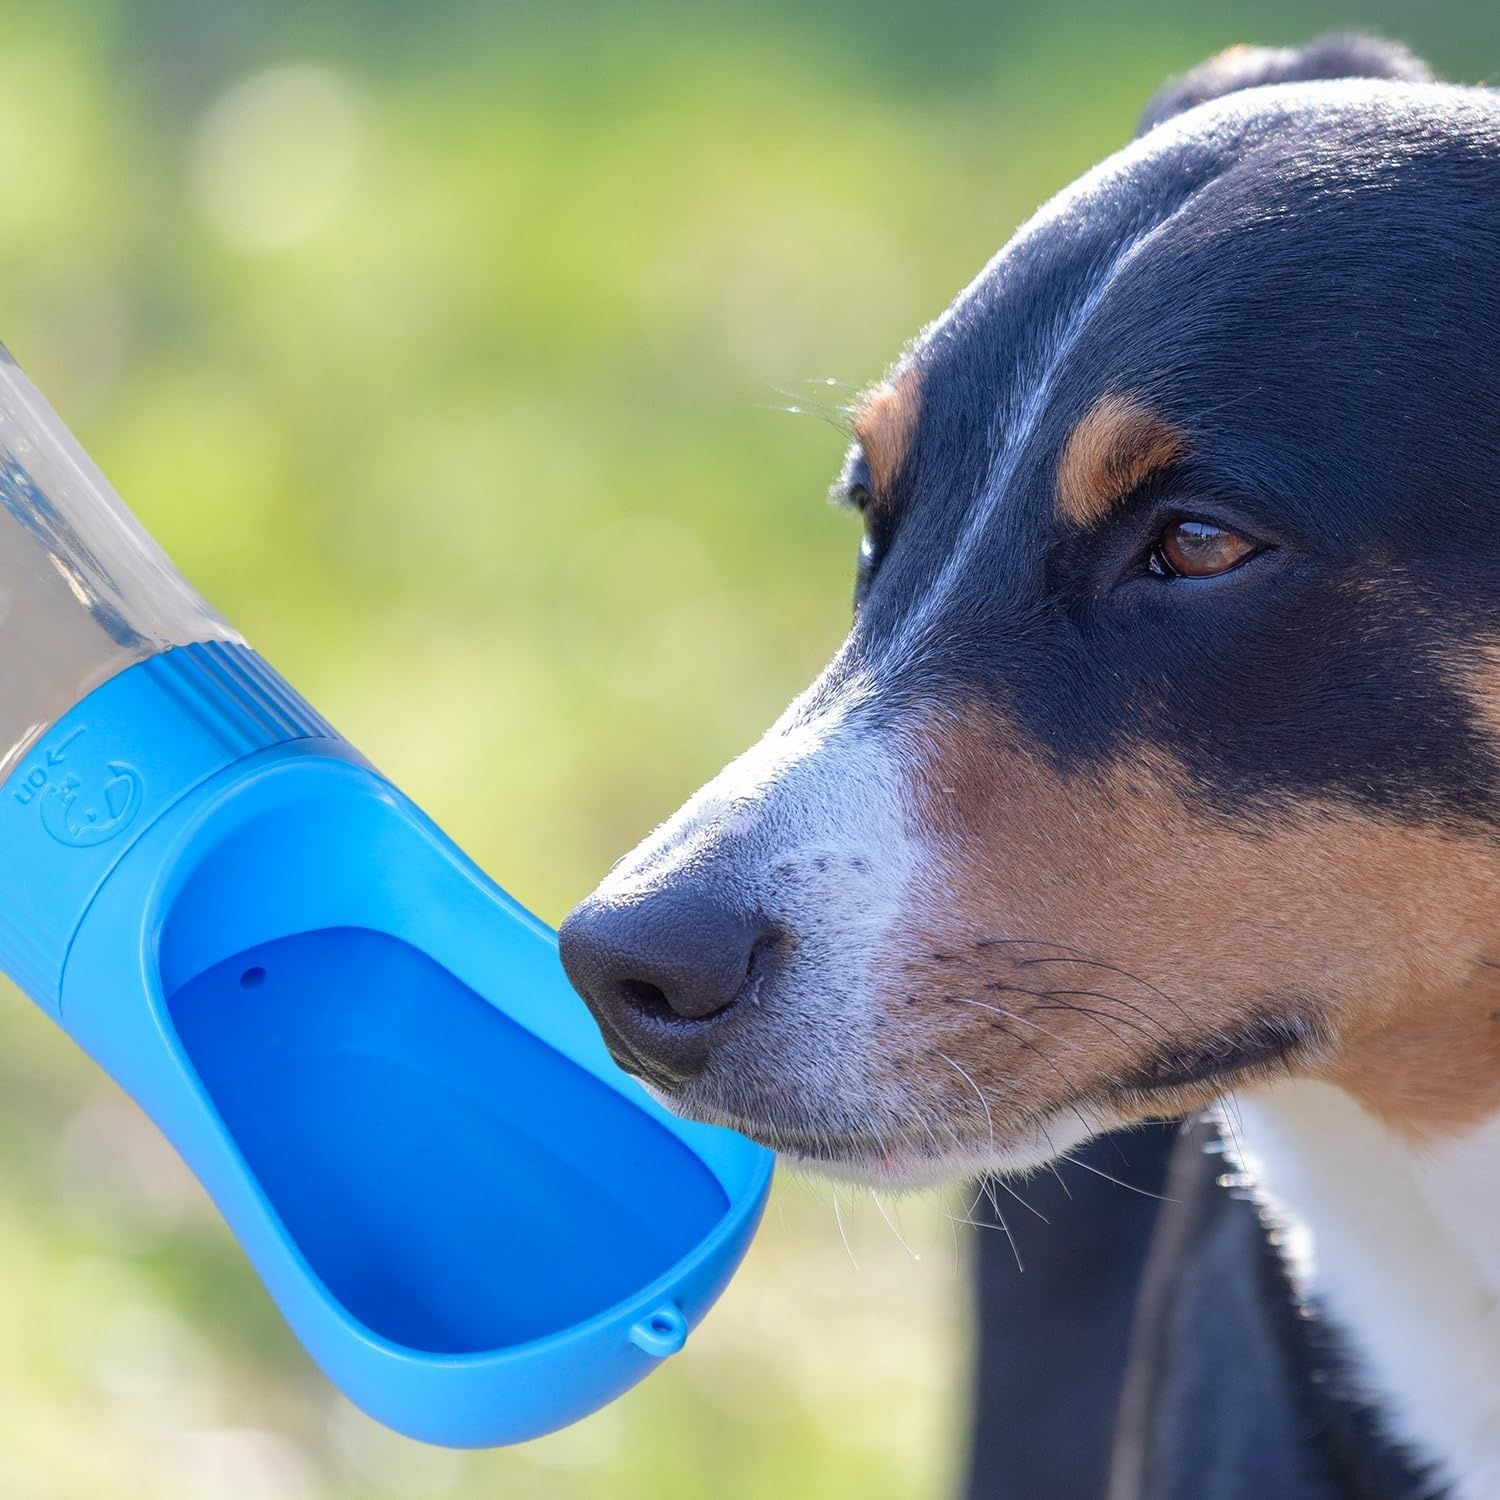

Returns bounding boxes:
[845,41,1500,830]
[1116,1011,1312,1093]
[1136,34,1433,135]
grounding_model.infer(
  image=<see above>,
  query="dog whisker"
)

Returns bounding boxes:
[1023,1000,1140,1046]
[985,1171,1049,1227]
[971,935,1196,1029]
[764,382,856,435]
[830,1186,859,1271]
[1057,1146,1181,1205]
[1028,987,1182,1043]
[937,1049,998,1158]
[1014,953,1190,1016]
[959,1174,1022,1272]
[973,1022,1103,1144]
[870,1191,921,1261]
[942,992,1080,1049]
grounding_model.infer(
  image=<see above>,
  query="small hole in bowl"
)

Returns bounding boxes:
[650,1314,674,1335]
[240,966,267,990]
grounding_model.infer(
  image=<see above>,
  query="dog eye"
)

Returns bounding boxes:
[1149,519,1258,578]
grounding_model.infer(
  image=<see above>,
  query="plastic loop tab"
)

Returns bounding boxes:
[630,1304,690,1359]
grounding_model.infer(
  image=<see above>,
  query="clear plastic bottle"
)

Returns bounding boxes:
[0,346,236,779]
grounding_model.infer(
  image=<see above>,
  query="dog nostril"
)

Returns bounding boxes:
[558,888,777,1075]
[617,969,742,1025]
[618,978,677,1023]
[743,930,779,996]
[611,928,782,1029]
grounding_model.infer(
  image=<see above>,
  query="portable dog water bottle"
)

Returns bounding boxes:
[0,348,772,1447]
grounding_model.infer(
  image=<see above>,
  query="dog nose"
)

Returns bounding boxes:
[559,883,774,1084]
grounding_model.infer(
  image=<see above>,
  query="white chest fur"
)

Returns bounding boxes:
[1231,1082,1500,1499]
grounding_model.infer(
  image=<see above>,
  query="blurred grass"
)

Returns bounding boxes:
[0,2,1495,1495]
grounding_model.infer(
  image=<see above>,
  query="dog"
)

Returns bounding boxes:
[560,35,1500,1499]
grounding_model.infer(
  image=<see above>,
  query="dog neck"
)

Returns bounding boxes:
[1233,1076,1500,1500]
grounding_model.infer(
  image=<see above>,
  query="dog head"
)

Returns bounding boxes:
[561,36,1500,1185]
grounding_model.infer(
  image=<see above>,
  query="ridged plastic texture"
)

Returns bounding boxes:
[0,642,334,1009]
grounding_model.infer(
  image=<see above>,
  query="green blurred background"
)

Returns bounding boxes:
[0,2,1492,1495]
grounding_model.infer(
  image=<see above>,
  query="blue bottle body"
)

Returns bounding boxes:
[0,642,772,1446]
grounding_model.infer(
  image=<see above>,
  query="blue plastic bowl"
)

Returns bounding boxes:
[0,642,773,1446]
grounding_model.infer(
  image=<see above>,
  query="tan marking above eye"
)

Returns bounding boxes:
[851,372,921,519]
[1056,391,1187,528]
[1158,519,1257,577]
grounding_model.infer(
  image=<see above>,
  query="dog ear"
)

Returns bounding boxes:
[1136,34,1434,136]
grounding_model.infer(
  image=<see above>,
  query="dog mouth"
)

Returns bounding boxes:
[643,1069,1109,1186]
[639,1009,1319,1184]
[665,1107,1078,1187]
[1109,1013,1315,1096]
